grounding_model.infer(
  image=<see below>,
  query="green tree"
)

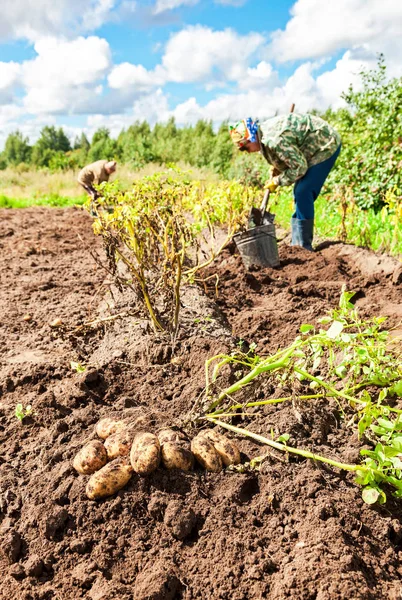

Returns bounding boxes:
[210,121,235,176]
[73,132,90,152]
[88,128,118,163]
[326,56,402,211]
[151,117,180,163]
[31,126,71,167]
[118,121,154,167]
[2,131,32,166]
[189,120,215,168]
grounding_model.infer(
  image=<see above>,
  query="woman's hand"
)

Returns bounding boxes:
[265,180,279,193]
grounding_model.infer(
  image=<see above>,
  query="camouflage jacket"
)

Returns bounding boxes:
[259,114,341,186]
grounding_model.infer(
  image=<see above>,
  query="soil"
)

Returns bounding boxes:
[1,206,402,600]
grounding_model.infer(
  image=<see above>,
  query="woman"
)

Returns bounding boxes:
[229,114,341,251]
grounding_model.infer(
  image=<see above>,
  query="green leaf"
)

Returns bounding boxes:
[15,404,24,422]
[300,324,314,333]
[326,321,344,339]
[390,380,402,397]
[278,433,290,443]
[70,361,86,373]
[318,316,332,324]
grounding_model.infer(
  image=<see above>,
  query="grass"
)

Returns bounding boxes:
[0,163,218,201]
[270,188,402,256]
[0,194,87,209]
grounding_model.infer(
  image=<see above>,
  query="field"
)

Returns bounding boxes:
[1,204,402,600]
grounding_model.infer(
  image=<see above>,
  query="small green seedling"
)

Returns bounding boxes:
[70,361,86,373]
[15,403,33,422]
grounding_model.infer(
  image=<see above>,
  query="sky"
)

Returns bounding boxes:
[0,0,402,148]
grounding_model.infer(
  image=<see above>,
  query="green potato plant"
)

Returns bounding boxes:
[200,287,402,504]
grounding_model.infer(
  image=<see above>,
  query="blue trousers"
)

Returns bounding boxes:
[293,145,341,220]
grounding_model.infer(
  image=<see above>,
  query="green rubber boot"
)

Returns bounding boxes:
[291,218,314,251]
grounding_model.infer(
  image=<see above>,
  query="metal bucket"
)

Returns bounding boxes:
[233,223,280,269]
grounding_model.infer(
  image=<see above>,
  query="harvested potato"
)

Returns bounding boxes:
[104,430,133,460]
[161,441,194,471]
[157,428,186,445]
[95,418,126,440]
[73,440,107,475]
[86,458,133,500]
[130,432,160,475]
[203,430,241,466]
[191,435,222,472]
[50,318,63,328]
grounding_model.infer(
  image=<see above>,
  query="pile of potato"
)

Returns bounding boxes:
[73,418,241,500]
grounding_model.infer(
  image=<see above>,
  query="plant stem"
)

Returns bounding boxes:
[208,418,362,472]
[294,367,356,403]
[206,394,325,417]
[208,346,297,412]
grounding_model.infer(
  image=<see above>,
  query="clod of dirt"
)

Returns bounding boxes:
[163,499,196,540]
[41,507,69,540]
[0,490,21,515]
[133,560,182,600]
[9,563,26,580]
[147,493,168,520]
[88,576,131,600]
[1,529,22,564]
[69,539,91,554]
[23,554,44,578]
[392,265,402,285]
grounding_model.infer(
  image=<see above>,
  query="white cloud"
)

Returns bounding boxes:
[81,0,116,31]
[0,0,116,43]
[270,0,402,63]
[0,62,21,104]
[21,36,112,114]
[131,88,171,123]
[0,109,56,149]
[315,48,378,108]
[152,0,247,14]
[169,50,378,125]
[86,88,170,136]
[108,63,166,91]
[106,25,268,103]
[153,0,198,15]
[215,0,248,5]
[162,25,265,82]
[242,61,279,91]
[0,62,21,91]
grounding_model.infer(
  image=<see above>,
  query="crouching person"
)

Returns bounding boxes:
[78,160,117,214]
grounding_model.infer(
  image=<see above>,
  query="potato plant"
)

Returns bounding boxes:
[89,170,253,334]
[200,287,402,504]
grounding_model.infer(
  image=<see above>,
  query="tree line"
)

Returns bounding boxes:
[0,119,234,176]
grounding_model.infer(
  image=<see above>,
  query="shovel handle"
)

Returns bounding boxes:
[260,189,270,214]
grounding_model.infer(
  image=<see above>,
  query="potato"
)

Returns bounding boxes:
[157,428,186,445]
[73,440,107,475]
[95,418,126,440]
[130,432,161,475]
[50,318,63,328]
[190,435,222,472]
[161,441,194,471]
[86,458,133,500]
[203,430,241,467]
[104,430,133,460]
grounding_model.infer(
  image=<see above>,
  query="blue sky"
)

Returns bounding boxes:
[0,0,401,147]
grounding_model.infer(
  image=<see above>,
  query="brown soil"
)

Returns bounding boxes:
[1,206,402,600]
